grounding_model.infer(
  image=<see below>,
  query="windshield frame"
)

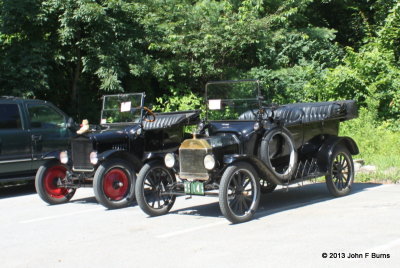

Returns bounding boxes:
[205,80,262,122]
[100,93,145,125]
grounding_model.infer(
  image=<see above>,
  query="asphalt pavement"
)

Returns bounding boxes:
[0,182,399,268]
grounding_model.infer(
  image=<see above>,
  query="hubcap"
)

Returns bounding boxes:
[103,169,129,201]
[44,166,69,198]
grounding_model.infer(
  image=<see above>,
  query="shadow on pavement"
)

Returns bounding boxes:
[0,182,36,199]
[169,182,383,220]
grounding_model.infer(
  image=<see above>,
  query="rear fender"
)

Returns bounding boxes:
[316,136,359,173]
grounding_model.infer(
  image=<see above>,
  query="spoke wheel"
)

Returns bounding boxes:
[35,160,75,205]
[325,146,354,197]
[135,161,176,217]
[93,158,136,209]
[260,178,277,193]
[219,162,260,224]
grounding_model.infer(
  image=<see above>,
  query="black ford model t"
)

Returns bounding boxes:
[35,93,199,209]
[135,80,359,223]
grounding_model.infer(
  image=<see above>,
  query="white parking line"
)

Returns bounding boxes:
[156,221,227,238]
[365,238,400,252]
[20,208,104,224]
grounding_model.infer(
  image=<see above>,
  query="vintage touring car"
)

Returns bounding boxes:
[135,80,359,223]
[35,93,200,209]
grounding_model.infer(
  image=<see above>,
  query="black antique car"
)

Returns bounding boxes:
[35,93,200,209]
[135,80,359,223]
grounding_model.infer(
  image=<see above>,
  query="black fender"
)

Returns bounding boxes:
[223,154,285,186]
[316,136,359,173]
[142,152,170,164]
[98,150,142,173]
[41,151,62,161]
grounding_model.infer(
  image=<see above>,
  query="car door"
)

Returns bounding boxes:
[0,103,32,176]
[26,103,71,169]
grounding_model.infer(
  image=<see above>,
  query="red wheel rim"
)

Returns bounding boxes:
[43,166,69,198]
[103,168,129,201]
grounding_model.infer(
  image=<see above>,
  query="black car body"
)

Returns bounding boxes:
[0,97,75,184]
[135,80,359,223]
[35,93,200,208]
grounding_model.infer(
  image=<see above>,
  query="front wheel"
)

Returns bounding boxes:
[219,162,260,224]
[325,146,354,197]
[93,158,136,209]
[35,160,76,205]
[135,161,176,217]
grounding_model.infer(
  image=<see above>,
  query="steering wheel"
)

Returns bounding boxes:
[143,106,156,122]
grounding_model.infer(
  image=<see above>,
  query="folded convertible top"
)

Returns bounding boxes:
[143,110,201,130]
[238,100,358,126]
[274,100,358,126]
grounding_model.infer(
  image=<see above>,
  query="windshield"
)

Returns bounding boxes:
[206,80,260,120]
[100,93,144,124]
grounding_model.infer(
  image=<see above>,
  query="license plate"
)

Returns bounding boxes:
[184,181,204,195]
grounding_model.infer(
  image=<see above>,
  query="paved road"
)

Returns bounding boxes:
[0,182,399,268]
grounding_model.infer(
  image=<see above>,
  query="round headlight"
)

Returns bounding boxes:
[254,122,260,130]
[60,151,68,164]
[90,151,98,165]
[204,154,216,170]
[164,153,175,168]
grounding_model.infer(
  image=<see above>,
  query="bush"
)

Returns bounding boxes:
[340,108,400,182]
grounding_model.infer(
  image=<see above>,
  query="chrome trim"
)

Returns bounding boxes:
[72,168,94,172]
[0,158,31,164]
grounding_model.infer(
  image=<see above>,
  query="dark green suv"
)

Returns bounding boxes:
[0,97,75,184]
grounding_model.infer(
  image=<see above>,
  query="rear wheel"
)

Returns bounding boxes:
[135,161,176,217]
[325,146,354,197]
[35,160,75,205]
[93,158,136,209]
[219,162,260,224]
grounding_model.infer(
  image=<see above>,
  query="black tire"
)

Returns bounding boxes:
[260,127,297,181]
[219,162,261,224]
[135,161,176,217]
[325,146,354,197]
[93,158,136,209]
[35,160,76,205]
[259,178,277,193]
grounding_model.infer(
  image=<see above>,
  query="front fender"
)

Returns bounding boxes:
[41,151,62,161]
[223,154,284,186]
[143,152,169,164]
[97,150,143,173]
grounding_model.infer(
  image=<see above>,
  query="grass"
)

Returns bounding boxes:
[340,109,400,183]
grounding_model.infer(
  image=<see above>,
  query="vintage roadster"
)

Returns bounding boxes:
[35,93,200,209]
[135,80,359,223]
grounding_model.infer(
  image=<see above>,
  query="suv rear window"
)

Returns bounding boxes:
[0,104,22,129]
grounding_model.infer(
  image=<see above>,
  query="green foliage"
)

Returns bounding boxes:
[340,108,400,182]
[153,88,202,113]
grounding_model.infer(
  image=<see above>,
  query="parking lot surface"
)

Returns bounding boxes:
[1,182,399,268]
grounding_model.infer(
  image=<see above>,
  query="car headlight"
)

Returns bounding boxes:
[90,151,98,165]
[164,153,175,168]
[60,151,68,164]
[204,154,216,170]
